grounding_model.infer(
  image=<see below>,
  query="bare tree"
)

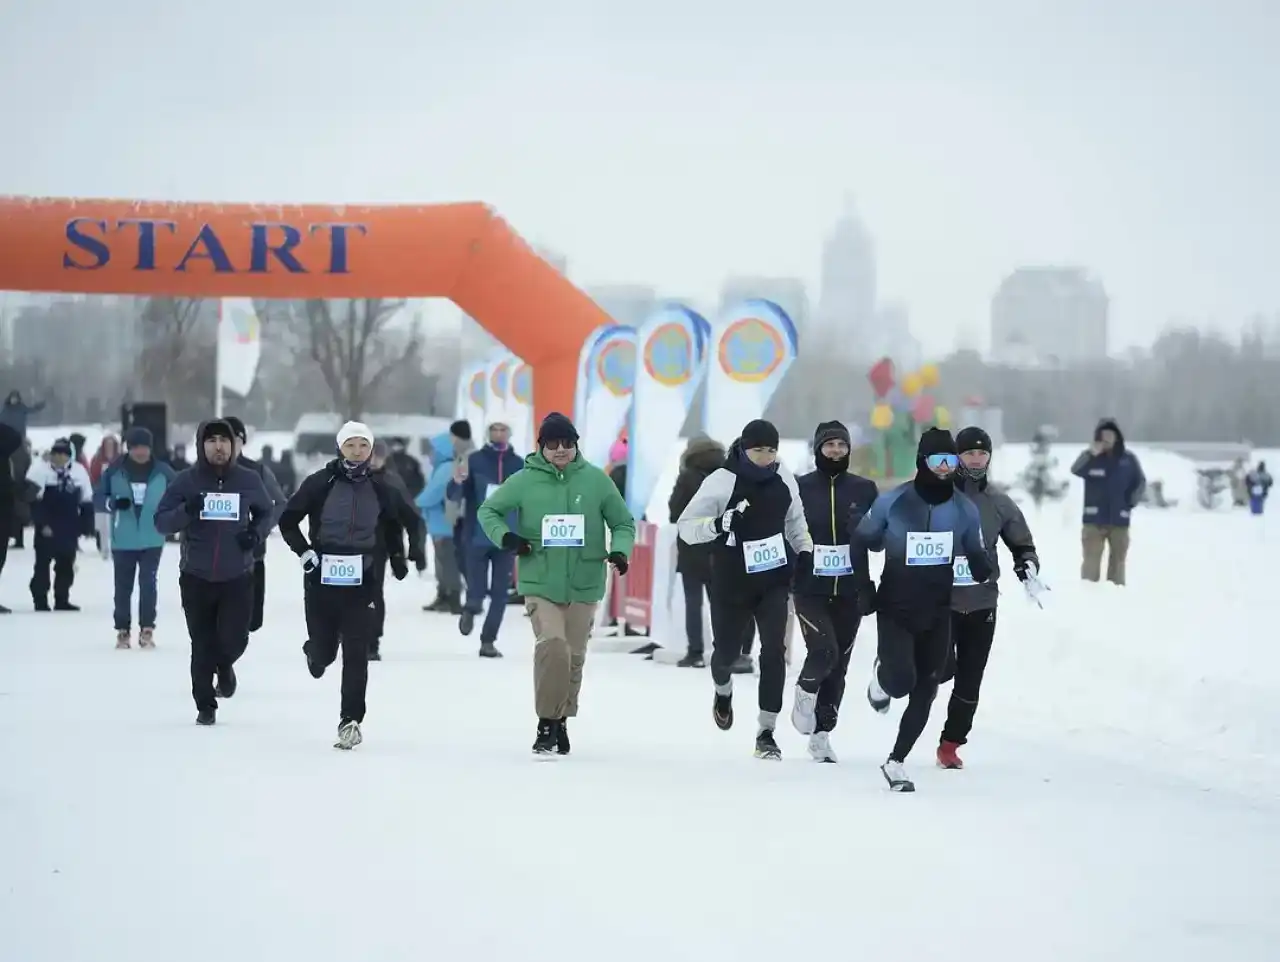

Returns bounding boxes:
[301,298,421,419]
[137,297,215,419]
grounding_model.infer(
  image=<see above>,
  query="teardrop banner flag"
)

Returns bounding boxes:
[703,299,798,446]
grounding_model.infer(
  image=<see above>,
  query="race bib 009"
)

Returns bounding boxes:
[321,554,363,587]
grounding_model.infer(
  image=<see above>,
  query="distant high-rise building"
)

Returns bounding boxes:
[718,277,809,332]
[815,196,877,342]
[990,267,1109,366]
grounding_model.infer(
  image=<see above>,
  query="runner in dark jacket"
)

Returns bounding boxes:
[851,427,992,792]
[278,421,422,749]
[788,421,879,762]
[676,418,813,760]
[932,426,1044,770]
[154,419,273,725]
[367,439,427,659]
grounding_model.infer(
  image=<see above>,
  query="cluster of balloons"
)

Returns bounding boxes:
[867,360,950,432]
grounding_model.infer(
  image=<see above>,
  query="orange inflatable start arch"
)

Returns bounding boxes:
[0,197,611,424]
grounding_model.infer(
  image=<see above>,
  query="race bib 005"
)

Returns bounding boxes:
[906,530,953,566]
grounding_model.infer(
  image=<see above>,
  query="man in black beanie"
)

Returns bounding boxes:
[850,426,993,791]
[154,419,274,725]
[677,418,813,760]
[223,416,286,634]
[928,425,1045,770]
[477,411,635,756]
[789,420,880,761]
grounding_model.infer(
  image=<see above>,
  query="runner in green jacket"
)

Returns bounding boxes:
[478,412,635,757]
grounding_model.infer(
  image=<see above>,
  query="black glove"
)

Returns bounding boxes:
[1013,555,1039,581]
[502,532,533,556]
[856,579,878,616]
[413,555,427,573]
[607,551,628,575]
[793,550,813,581]
[235,528,260,551]
[113,497,134,511]
[389,555,409,581]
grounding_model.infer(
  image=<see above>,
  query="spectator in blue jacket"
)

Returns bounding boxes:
[27,437,94,611]
[417,427,467,614]
[98,427,176,649]
[447,420,523,657]
[1070,418,1145,586]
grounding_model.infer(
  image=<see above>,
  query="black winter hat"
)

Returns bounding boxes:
[955,426,991,454]
[223,416,248,444]
[537,412,579,445]
[51,437,74,456]
[740,419,780,450]
[124,426,153,449]
[200,420,235,445]
[813,420,851,452]
[450,419,473,441]
[917,427,957,458]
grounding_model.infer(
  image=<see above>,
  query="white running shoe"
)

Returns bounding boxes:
[807,731,838,763]
[790,684,818,734]
[866,659,891,714]
[335,719,363,750]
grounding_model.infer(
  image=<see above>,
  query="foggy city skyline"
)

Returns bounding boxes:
[2,1,1278,358]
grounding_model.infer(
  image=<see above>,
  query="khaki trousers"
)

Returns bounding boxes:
[527,597,598,719]
[1081,524,1130,585]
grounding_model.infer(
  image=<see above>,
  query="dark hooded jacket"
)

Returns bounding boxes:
[1069,418,1146,528]
[951,470,1039,614]
[236,453,287,558]
[851,429,992,629]
[668,437,727,576]
[278,457,424,570]
[793,451,880,603]
[153,420,274,582]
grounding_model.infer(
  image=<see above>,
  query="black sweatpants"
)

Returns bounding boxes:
[939,607,998,746]
[875,607,952,762]
[793,593,863,732]
[180,573,253,713]
[680,569,712,656]
[304,577,376,723]
[31,538,76,605]
[710,582,790,714]
[248,559,266,633]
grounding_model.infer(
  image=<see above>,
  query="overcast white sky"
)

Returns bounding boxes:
[1,0,1276,354]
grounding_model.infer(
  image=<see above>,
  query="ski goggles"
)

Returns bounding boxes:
[925,453,959,471]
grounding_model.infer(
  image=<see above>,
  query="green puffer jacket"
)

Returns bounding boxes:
[478,451,635,605]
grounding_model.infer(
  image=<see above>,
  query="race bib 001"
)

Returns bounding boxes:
[813,543,853,577]
[130,482,148,505]
[200,491,241,522]
[953,554,976,586]
[906,530,953,566]
[541,514,585,547]
[321,554,363,586]
[743,533,787,574]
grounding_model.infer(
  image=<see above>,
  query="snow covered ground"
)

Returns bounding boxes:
[1,498,1278,960]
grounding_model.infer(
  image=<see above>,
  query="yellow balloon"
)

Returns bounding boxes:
[870,404,894,431]
[919,363,939,388]
[902,372,923,397]
[934,405,951,428]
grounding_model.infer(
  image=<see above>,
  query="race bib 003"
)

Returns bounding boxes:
[200,492,241,522]
[813,543,853,577]
[743,533,787,574]
[906,530,953,566]
[541,514,585,547]
[321,554,363,587]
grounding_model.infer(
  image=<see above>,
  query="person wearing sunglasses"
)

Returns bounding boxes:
[477,412,635,757]
[676,418,814,760]
[935,426,1044,770]
[850,427,992,792]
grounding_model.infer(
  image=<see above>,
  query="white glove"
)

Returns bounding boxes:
[717,499,750,534]
[1021,562,1050,608]
[300,549,319,573]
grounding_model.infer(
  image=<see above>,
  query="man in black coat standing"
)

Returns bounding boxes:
[666,436,726,667]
